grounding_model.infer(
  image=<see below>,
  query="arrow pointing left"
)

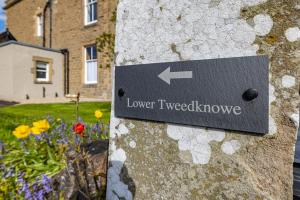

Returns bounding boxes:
[158,67,193,85]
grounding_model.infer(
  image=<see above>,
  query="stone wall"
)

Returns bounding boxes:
[107,0,300,199]
[5,0,117,100]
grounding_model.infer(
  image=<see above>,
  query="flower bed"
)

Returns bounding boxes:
[0,109,109,199]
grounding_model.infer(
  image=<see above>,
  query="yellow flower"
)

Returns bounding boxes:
[12,125,31,139]
[57,118,61,122]
[31,119,50,135]
[95,110,103,119]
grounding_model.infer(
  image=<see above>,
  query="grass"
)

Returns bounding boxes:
[0,102,111,142]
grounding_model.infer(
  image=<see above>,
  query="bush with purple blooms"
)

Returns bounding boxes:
[0,110,109,199]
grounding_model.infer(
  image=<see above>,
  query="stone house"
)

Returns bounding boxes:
[2,0,117,100]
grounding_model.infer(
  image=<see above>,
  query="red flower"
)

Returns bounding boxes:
[73,123,85,137]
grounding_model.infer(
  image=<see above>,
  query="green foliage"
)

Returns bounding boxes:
[0,102,111,199]
[110,9,117,23]
[1,102,111,123]
[96,32,115,65]
[0,123,66,199]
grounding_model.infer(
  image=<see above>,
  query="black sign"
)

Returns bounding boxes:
[115,56,269,134]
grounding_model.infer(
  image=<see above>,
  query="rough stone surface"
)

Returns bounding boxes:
[52,140,108,200]
[108,0,300,199]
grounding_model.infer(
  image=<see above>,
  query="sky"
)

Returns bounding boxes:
[0,0,6,32]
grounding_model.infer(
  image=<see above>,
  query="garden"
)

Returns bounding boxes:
[0,102,111,199]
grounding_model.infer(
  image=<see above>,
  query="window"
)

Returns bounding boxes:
[85,0,97,25]
[36,14,43,37]
[85,45,98,84]
[36,61,49,82]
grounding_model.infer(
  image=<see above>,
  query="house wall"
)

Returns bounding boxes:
[0,43,64,101]
[0,45,14,100]
[5,0,117,100]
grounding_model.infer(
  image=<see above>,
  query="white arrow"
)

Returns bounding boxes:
[158,67,193,85]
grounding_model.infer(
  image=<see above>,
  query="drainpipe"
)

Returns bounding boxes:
[61,49,70,95]
[49,0,53,48]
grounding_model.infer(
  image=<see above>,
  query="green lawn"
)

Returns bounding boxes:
[0,102,111,142]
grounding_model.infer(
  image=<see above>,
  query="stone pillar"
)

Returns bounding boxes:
[107,0,300,199]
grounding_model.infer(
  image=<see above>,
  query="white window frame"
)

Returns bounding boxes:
[36,61,49,82]
[84,45,98,84]
[84,0,97,25]
[36,14,43,37]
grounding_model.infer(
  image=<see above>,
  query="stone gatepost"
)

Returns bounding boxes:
[107,0,299,199]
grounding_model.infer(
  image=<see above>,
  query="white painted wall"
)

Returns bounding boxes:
[0,43,64,101]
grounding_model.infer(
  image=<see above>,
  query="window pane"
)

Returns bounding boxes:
[88,4,93,22]
[36,61,48,80]
[37,61,47,69]
[37,71,47,79]
[93,3,97,21]
[37,15,43,36]
[92,45,97,60]
[86,47,92,60]
[86,60,97,83]
[86,0,97,23]
[86,46,97,60]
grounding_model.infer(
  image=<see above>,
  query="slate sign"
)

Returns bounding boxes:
[115,56,269,134]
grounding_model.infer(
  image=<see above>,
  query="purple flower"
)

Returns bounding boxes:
[56,138,68,144]
[24,188,32,199]
[41,175,52,193]
[18,177,32,199]
[103,129,108,135]
[33,188,45,200]
[34,134,43,141]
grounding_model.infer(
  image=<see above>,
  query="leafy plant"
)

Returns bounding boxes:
[0,109,109,199]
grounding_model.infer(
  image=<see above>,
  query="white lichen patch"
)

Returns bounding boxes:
[115,0,272,65]
[221,140,241,155]
[167,124,225,164]
[253,14,273,36]
[290,113,299,128]
[268,117,277,135]
[129,140,136,148]
[285,27,300,42]
[127,123,135,129]
[107,110,133,199]
[110,118,130,139]
[268,83,277,136]
[110,113,121,139]
[282,75,296,88]
[117,123,129,135]
[269,83,276,104]
[242,0,267,7]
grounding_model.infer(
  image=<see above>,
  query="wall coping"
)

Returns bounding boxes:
[3,0,22,10]
[0,40,63,53]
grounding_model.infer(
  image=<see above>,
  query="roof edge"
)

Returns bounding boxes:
[3,0,22,10]
[0,40,63,53]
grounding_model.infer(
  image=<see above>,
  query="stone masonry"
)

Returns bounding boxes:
[5,0,117,100]
[107,0,300,199]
